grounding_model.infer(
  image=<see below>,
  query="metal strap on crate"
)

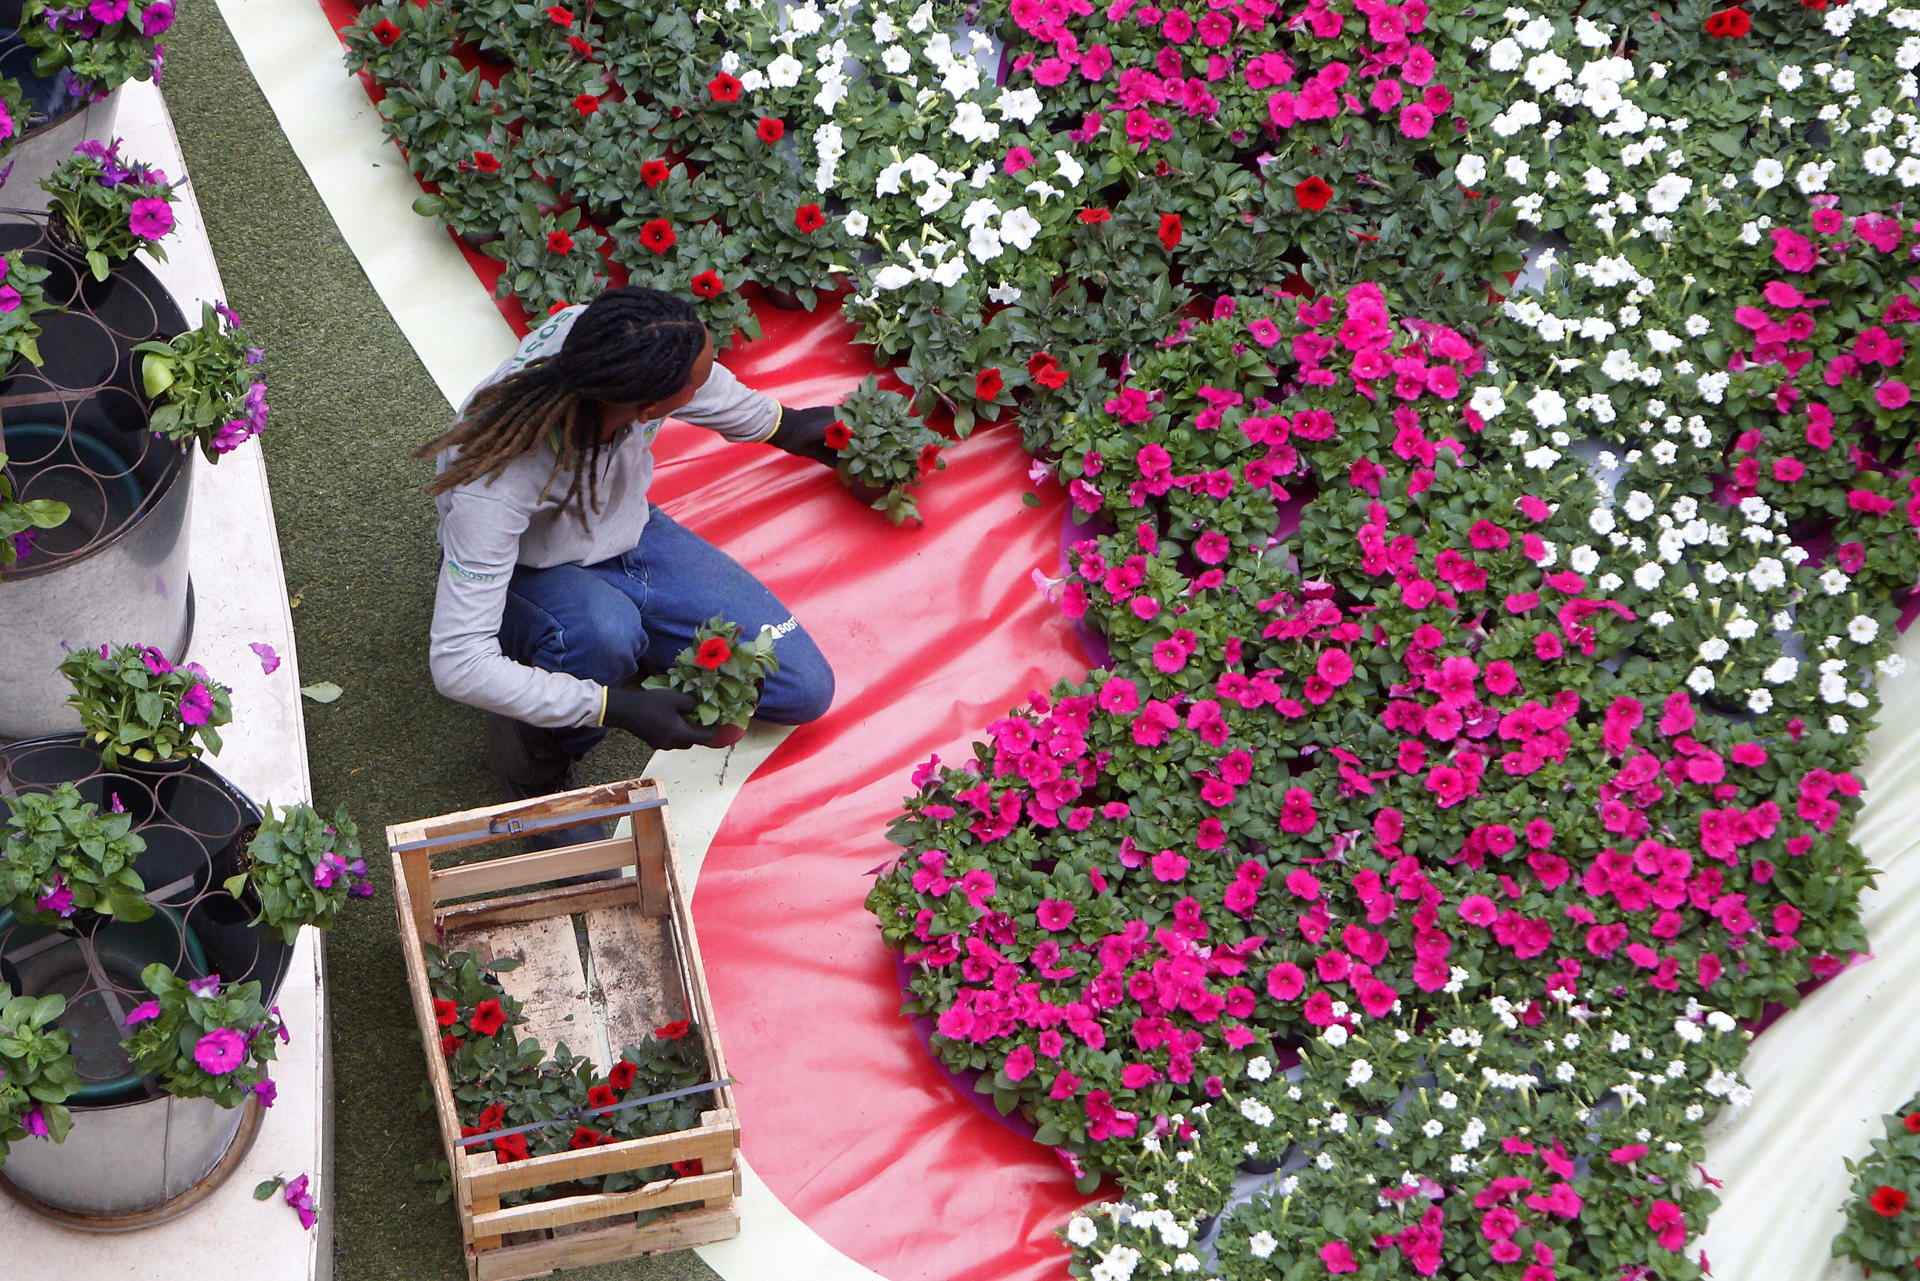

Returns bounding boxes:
[452,1077,735,1147]
[389,795,669,854]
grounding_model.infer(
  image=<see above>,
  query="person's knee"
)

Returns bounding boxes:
[761,640,834,724]
[518,592,645,688]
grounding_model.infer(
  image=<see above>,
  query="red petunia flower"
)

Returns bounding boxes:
[708,71,742,102]
[1157,212,1183,251]
[671,1158,705,1176]
[690,270,724,298]
[1873,1185,1909,1217]
[574,93,600,116]
[588,1084,619,1109]
[544,4,572,24]
[546,230,575,255]
[694,639,731,670]
[469,999,507,1037]
[655,1019,691,1040]
[471,150,500,174]
[371,18,401,43]
[476,1103,507,1131]
[1703,5,1751,35]
[640,159,670,188]
[440,1033,462,1056]
[639,219,676,254]
[1077,207,1111,224]
[567,34,591,56]
[916,443,941,477]
[756,117,784,143]
[1905,1114,1920,1133]
[1027,352,1069,389]
[975,368,1004,400]
[823,420,852,450]
[494,1133,530,1162]
[434,998,459,1026]
[794,203,825,233]
[608,1060,638,1092]
[1295,176,1332,211]
[569,1126,604,1149]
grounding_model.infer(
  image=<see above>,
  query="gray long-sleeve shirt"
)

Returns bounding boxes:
[427,306,780,728]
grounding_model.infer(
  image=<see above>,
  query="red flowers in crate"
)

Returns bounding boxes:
[440,1033,461,1056]
[694,639,732,670]
[573,93,600,116]
[546,230,575,255]
[1027,352,1069,389]
[567,35,591,56]
[1906,1114,1920,1133]
[639,219,676,254]
[671,1159,705,1176]
[640,159,669,188]
[493,1133,530,1163]
[1157,213,1183,251]
[824,420,852,450]
[794,203,825,233]
[707,72,742,102]
[975,368,1004,400]
[756,117,784,143]
[608,1060,638,1092]
[690,270,724,298]
[371,18,400,43]
[1295,176,1333,211]
[434,998,458,1026]
[1704,5,1751,35]
[1077,207,1111,224]
[469,999,507,1037]
[588,1084,619,1109]
[544,4,572,24]
[1873,1186,1910,1217]
[471,150,500,173]
[569,1126,605,1149]
[655,1019,691,1040]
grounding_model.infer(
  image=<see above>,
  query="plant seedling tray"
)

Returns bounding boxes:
[386,778,741,1281]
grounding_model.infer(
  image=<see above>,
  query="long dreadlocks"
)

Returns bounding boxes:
[419,287,708,517]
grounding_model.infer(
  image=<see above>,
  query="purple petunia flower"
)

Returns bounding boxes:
[123,1000,161,1026]
[250,641,280,674]
[140,645,172,675]
[128,196,173,241]
[22,1107,47,1137]
[179,680,212,726]
[283,1173,317,1230]
[86,0,128,22]
[192,1027,246,1075]
[36,876,74,918]
[187,972,222,997]
[254,1078,277,1107]
[214,300,240,327]
[0,286,23,314]
[311,854,344,890]
[140,0,175,36]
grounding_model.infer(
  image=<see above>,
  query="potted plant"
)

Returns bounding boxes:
[0,980,79,1162]
[0,780,152,926]
[39,137,177,281]
[134,298,269,459]
[640,616,779,748]
[56,640,231,770]
[19,0,173,102]
[482,202,608,318]
[120,963,282,1107]
[223,802,373,944]
[825,376,946,525]
[0,447,67,570]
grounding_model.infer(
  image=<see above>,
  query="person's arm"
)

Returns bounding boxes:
[674,362,844,467]
[428,490,606,728]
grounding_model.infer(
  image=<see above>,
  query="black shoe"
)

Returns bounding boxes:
[485,714,612,855]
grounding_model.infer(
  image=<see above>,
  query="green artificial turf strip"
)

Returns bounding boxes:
[164,9,709,1279]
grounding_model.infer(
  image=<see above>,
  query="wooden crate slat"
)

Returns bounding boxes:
[455,916,605,1069]
[470,1169,734,1236]
[430,835,638,904]
[585,908,686,1054]
[661,824,739,1119]
[464,1120,737,1200]
[438,879,640,931]
[472,1206,740,1281]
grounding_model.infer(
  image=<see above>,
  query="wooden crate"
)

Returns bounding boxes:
[386,778,742,1281]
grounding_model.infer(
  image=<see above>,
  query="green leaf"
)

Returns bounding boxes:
[254,1177,284,1200]
[300,681,344,704]
[1021,492,1041,508]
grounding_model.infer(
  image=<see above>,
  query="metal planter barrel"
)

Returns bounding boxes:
[0,211,194,741]
[0,734,290,1227]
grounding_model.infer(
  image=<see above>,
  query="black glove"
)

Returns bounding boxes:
[767,405,843,469]
[603,687,718,751]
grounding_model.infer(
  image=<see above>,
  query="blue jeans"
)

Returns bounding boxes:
[498,505,834,757]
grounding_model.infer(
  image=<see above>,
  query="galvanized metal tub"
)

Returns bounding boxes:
[0,216,194,740]
[0,1093,257,1224]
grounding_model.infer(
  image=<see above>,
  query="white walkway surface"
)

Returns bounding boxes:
[207,2,1920,1279]
[0,80,330,1281]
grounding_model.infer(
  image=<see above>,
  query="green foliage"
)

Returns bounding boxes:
[0,448,69,572]
[41,139,177,281]
[0,982,79,1166]
[22,0,169,98]
[0,781,151,926]
[826,376,946,524]
[225,803,369,944]
[58,640,231,767]
[641,615,779,730]
[135,299,269,461]
[120,964,281,1108]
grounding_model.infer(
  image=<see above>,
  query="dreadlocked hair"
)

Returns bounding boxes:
[419,287,708,518]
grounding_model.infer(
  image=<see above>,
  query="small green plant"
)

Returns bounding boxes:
[0,451,69,572]
[483,203,609,318]
[136,300,269,461]
[121,965,281,1108]
[825,377,947,525]
[0,982,80,1167]
[58,641,232,768]
[225,803,373,944]
[0,250,56,369]
[23,0,174,101]
[40,138,177,281]
[642,616,779,731]
[0,781,151,926]
[1834,1092,1920,1275]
